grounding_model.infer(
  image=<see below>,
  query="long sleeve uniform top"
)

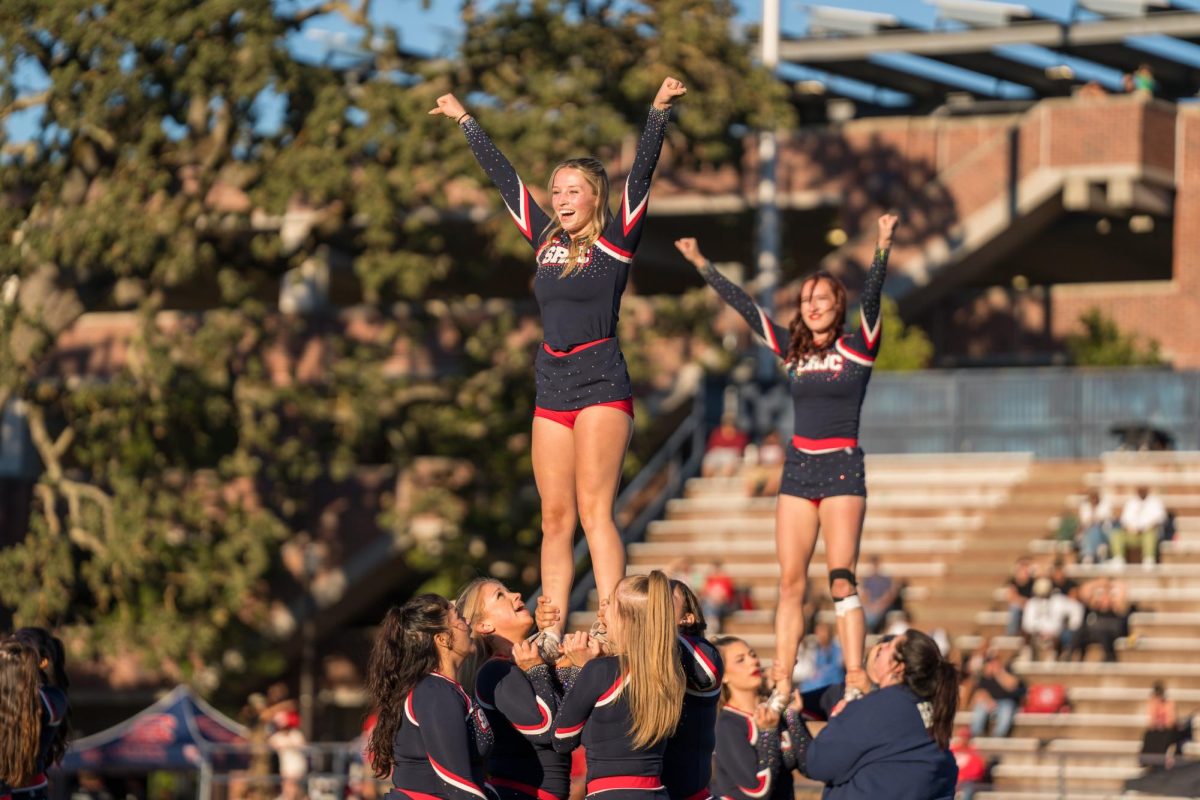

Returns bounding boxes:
[793,684,958,800]
[551,656,664,784]
[474,658,570,800]
[390,672,495,800]
[662,636,725,800]
[697,252,888,452]
[461,108,670,411]
[462,108,669,351]
[710,705,809,800]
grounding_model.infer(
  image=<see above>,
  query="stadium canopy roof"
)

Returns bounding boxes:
[778,1,1200,116]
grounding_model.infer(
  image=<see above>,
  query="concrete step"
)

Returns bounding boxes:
[1012,659,1200,690]
[628,538,966,565]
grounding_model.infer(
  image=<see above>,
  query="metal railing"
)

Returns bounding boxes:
[736,367,1200,459]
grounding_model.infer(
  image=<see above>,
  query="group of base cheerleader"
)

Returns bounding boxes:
[367,575,958,800]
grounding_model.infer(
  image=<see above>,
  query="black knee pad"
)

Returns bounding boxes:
[828,568,857,595]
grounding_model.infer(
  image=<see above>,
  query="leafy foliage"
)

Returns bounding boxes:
[1066,308,1162,367]
[0,0,783,683]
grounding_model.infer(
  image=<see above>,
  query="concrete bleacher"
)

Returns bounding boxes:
[616,449,1200,798]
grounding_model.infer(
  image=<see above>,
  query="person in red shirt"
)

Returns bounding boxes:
[703,414,750,477]
[949,727,987,800]
[701,561,738,632]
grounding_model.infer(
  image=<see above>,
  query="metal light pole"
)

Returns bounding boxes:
[756,0,782,382]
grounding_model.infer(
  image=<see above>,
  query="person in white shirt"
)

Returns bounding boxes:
[1021,578,1085,660]
[1112,486,1167,566]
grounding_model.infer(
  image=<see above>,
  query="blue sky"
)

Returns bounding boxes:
[7,0,1200,142]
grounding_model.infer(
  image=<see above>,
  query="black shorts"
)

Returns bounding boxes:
[779,445,867,500]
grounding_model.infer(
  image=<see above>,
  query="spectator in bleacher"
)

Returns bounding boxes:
[949,726,988,800]
[1067,577,1131,662]
[269,710,308,800]
[1077,490,1114,564]
[969,654,1025,738]
[1133,63,1158,96]
[1112,485,1167,567]
[701,413,749,478]
[861,555,903,635]
[1020,577,1085,662]
[1140,682,1183,770]
[1004,558,1036,636]
[743,430,785,497]
[1048,558,1078,600]
[793,621,846,693]
[700,560,738,633]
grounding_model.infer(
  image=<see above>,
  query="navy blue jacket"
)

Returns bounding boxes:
[804,685,957,800]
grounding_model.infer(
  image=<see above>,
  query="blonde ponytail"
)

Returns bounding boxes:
[616,571,686,748]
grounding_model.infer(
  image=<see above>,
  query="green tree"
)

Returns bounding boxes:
[1066,308,1162,367]
[1,0,788,683]
[871,296,933,371]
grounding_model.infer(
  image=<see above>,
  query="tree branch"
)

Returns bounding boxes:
[1,92,49,120]
[26,403,113,555]
[287,1,366,26]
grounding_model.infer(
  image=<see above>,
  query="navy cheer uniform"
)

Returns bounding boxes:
[697,251,888,500]
[663,636,724,800]
[389,672,495,800]
[552,656,666,800]
[461,107,671,418]
[474,658,570,800]
[711,706,807,800]
[0,686,68,800]
[789,685,957,800]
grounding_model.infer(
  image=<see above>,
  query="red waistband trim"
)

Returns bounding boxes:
[489,777,561,800]
[543,337,613,357]
[585,776,664,795]
[791,435,857,453]
[683,790,712,800]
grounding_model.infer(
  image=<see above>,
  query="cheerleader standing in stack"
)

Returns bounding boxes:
[431,77,687,659]
[551,571,685,800]
[675,213,899,709]
[366,595,494,800]
[455,580,571,800]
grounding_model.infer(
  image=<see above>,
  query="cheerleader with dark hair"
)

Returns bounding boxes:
[676,214,900,710]
[710,637,808,800]
[787,629,959,800]
[366,595,494,800]
[0,636,68,800]
[662,581,723,800]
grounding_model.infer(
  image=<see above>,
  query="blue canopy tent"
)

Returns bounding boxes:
[59,685,250,797]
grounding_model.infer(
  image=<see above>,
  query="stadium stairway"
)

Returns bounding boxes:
[568,450,1200,799]
[967,452,1200,800]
